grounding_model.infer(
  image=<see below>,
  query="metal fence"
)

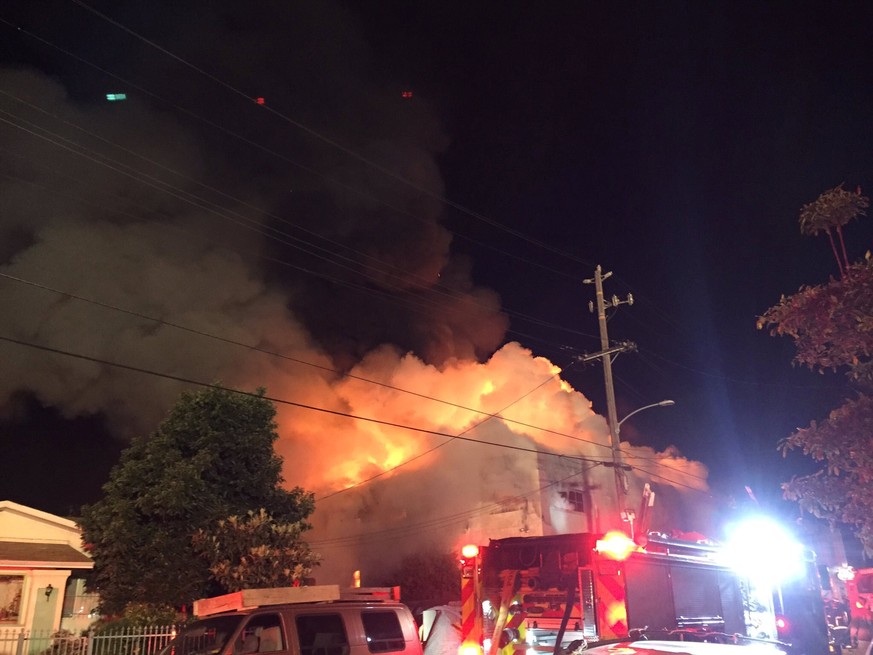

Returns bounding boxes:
[0,626,177,655]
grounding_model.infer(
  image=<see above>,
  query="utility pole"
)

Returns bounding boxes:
[583,265,634,512]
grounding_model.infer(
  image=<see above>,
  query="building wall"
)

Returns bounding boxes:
[307,443,713,587]
[0,508,84,550]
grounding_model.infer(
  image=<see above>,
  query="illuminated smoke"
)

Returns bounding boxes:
[0,0,711,581]
[289,343,711,583]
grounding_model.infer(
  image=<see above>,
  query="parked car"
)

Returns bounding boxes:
[158,586,422,655]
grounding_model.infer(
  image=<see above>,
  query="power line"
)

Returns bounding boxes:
[0,11,716,492]
[2,270,709,488]
[0,101,601,344]
[311,464,603,549]
[6,334,710,548]
[0,156,498,333]
[65,0,598,270]
[0,110,456,302]
[0,89,463,299]
[1,328,707,492]
[5,7,813,398]
[0,16,588,287]
[315,362,573,502]
[630,465,716,499]
[0,165,493,329]
[310,458,716,549]
[637,347,843,391]
[0,272,610,452]
[0,333,614,465]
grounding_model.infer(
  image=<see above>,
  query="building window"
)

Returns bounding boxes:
[0,576,23,623]
[63,577,99,617]
[558,489,584,513]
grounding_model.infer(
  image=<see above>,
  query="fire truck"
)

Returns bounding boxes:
[846,568,873,623]
[458,530,830,655]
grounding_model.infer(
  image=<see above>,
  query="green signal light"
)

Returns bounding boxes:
[106,93,127,101]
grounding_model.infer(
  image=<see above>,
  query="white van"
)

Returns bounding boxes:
[160,586,422,655]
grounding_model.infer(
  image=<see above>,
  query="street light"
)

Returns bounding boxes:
[610,400,675,514]
[617,400,675,433]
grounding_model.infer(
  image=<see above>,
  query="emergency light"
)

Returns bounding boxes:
[724,516,806,584]
[595,530,637,560]
[775,615,789,636]
[458,642,482,655]
[461,544,479,559]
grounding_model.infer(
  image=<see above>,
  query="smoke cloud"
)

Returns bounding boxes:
[0,1,709,578]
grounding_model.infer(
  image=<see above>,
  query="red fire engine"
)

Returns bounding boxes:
[458,530,830,655]
[846,568,873,623]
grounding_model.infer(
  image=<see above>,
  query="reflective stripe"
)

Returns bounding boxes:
[462,574,477,643]
[595,572,627,639]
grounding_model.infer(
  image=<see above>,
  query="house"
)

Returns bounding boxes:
[0,501,96,637]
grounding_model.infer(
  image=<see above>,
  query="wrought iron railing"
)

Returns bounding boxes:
[0,626,177,655]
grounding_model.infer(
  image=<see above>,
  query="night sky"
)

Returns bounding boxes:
[2,1,873,534]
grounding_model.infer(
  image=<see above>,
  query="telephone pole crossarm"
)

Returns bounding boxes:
[573,340,637,365]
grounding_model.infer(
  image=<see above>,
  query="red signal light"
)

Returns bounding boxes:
[775,616,789,635]
[255,97,265,105]
[401,90,413,98]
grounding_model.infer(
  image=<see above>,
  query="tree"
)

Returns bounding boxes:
[759,186,873,553]
[89,602,179,633]
[798,184,869,278]
[79,386,315,613]
[192,508,320,591]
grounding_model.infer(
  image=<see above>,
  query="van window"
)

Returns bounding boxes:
[159,616,244,655]
[296,614,350,655]
[362,611,406,653]
[236,614,286,654]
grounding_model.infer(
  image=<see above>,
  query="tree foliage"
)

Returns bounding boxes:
[758,257,873,380]
[90,602,179,632]
[79,387,315,613]
[798,184,868,277]
[192,508,320,592]
[759,186,873,553]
